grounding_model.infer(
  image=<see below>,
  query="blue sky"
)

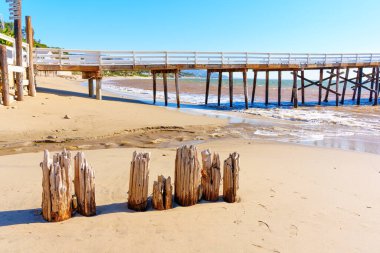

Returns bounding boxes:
[1,0,379,53]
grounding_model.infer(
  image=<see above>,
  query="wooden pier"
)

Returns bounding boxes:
[31,49,380,108]
[2,45,380,107]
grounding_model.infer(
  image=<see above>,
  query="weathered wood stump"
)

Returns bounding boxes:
[223,152,240,203]
[128,152,150,211]
[174,145,201,206]
[74,152,96,216]
[152,175,173,210]
[40,150,73,222]
[201,150,221,201]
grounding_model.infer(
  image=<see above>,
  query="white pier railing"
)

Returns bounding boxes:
[0,32,29,68]
[33,48,380,67]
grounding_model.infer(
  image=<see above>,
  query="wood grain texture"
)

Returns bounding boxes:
[223,152,240,203]
[201,150,221,202]
[174,145,201,206]
[128,152,150,211]
[40,149,73,222]
[74,152,96,216]
[152,175,172,210]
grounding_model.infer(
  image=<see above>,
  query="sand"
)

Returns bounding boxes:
[0,77,226,155]
[1,76,380,253]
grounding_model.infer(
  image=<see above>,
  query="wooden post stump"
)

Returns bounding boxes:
[128,152,150,211]
[152,175,173,210]
[201,150,221,201]
[223,152,240,203]
[40,150,73,222]
[175,145,201,206]
[74,152,96,216]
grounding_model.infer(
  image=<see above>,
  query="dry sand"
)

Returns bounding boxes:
[0,76,380,253]
[0,77,226,155]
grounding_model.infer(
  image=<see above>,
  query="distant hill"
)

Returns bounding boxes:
[181,70,228,79]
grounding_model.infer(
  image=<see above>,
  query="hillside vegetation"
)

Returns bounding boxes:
[0,21,48,48]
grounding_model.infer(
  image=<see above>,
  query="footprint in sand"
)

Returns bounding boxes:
[290,224,298,237]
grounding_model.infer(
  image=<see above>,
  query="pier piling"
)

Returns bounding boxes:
[251,70,258,105]
[229,72,233,107]
[205,70,211,105]
[243,70,248,109]
[265,71,269,106]
[278,71,282,106]
[175,70,180,108]
[152,71,157,104]
[374,67,379,106]
[217,70,222,106]
[357,67,363,105]
[96,78,102,100]
[88,78,94,97]
[301,70,305,104]
[335,68,340,106]
[370,67,375,102]
[341,68,349,104]
[163,72,168,106]
[324,68,335,102]
[292,71,298,108]
[318,69,323,105]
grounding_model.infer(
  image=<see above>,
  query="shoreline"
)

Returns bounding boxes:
[100,77,380,155]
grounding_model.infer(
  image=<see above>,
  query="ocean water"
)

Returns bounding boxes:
[100,78,380,155]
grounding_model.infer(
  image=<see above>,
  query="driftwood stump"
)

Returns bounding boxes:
[41,150,73,222]
[74,152,96,216]
[152,175,173,210]
[128,152,150,211]
[223,152,240,203]
[201,150,221,201]
[175,145,201,206]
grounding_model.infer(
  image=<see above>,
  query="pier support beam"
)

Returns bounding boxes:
[369,67,375,102]
[374,67,379,106]
[357,67,363,105]
[217,71,222,106]
[229,71,233,107]
[301,70,305,104]
[335,68,340,106]
[265,71,269,106]
[352,70,360,101]
[26,16,36,97]
[278,71,282,106]
[341,68,349,104]
[292,71,298,108]
[243,70,248,109]
[175,70,180,108]
[0,46,10,106]
[205,70,211,105]
[318,69,323,105]
[88,78,94,97]
[96,78,102,100]
[251,70,258,105]
[324,68,335,102]
[152,71,157,104]
[163,72,168,106]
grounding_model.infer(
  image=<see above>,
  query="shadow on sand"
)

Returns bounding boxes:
[37,85,374,112]
[0,198,229,227]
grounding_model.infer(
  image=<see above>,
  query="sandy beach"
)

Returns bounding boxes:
[1,76,380,253]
